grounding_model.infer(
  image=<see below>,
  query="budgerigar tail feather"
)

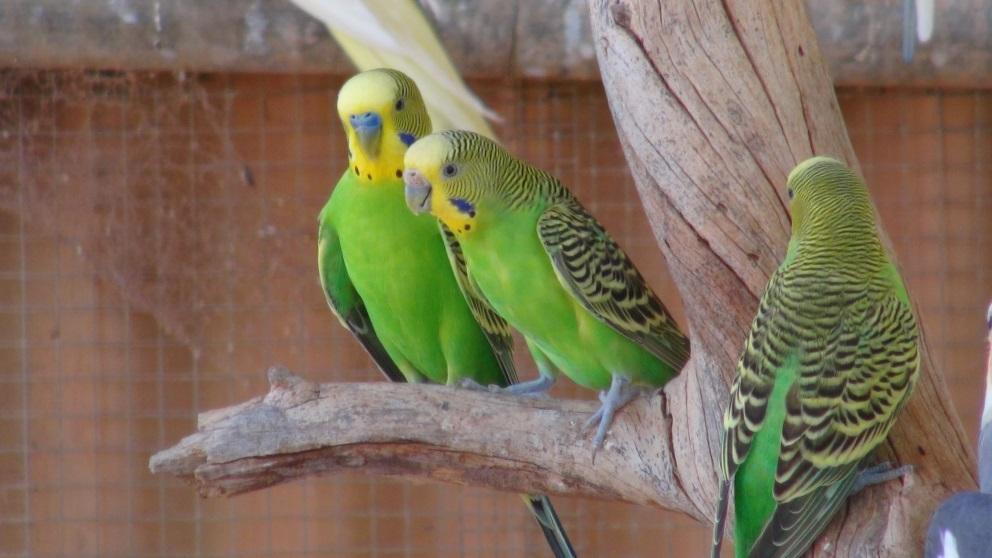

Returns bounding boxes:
[710,479,730,558]
[523,494,577,558]
[346,316,407,383]
[291,0,498,138]
[746,470,858,558]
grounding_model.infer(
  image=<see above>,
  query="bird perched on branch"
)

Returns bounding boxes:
[924,302,992,558]
[318,69,575,558]
[711,157,920,558]
[299,2,574,553]
[402,130,690,454]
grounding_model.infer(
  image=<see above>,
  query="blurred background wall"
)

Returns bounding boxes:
[0,2,990,557]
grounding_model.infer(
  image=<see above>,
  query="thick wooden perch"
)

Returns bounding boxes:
[150,366,706,518]
[151,1,976,556]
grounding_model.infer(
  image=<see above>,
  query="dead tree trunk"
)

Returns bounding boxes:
[588,0,975,555]
[150,1,976,556]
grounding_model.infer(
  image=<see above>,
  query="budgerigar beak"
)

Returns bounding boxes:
[403,169,432,214]
[349,112,382,158]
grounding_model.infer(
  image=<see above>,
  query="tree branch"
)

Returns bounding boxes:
[150,366,708,520]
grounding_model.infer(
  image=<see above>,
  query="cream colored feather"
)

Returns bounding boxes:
[291,0,497,138]
[916,0,934,43]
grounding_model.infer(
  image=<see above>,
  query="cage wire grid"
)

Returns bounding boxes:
[0,69,989,558]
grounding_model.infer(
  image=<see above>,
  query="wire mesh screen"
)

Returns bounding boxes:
[0,70,988,557]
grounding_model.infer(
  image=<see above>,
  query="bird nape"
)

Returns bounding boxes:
[711,156,920,558]
[318,69,576,558]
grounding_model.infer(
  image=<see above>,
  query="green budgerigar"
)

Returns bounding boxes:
[711,157,920,558]
[402,130,690,452]
[318,69,575,558]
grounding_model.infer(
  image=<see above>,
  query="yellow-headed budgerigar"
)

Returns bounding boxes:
[318,69,575,558]
[711,157,920,558]
[402,130,690,453]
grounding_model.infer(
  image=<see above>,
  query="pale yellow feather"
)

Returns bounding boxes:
[291,0,497,138]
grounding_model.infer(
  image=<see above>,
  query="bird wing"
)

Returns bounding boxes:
[712,271,786,558]
[754,289,919,557]
[715,272,918,557]
[439,222,518,385]
[317,210,406,383]
[536,201,690,369]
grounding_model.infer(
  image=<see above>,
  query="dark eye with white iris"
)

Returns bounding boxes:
[787,187,794,200]
[395,98,405,111]
[443,164,458,178]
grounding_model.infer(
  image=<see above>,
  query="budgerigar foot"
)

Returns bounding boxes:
[458,376,555,396]
[458,376,554,397]
[458,378,501,392]
[851,461,914,495]
[584,375,640,460]
[504,375,555,396]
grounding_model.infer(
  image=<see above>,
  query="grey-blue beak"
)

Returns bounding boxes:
[349,112,382,158]
[403,169,432,214]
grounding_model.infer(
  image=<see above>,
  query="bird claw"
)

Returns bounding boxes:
[460,376,554,397]
[503,375,555,397]
[458,378,500,392]
[851,462,914,495]
[583,408,604,431]
[584,375,640,462]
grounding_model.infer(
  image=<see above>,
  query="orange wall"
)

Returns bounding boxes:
[0,73,988,557]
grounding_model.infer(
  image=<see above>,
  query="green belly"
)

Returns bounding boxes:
[326,172,503,385]
[462,209,673,391]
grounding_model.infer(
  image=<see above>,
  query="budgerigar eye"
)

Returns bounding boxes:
[395,98,405,111]
[787,187,794,200]
[443,164,458,178]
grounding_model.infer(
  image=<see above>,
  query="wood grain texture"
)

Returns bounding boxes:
[150,366,703,518]
[589,1,975,556]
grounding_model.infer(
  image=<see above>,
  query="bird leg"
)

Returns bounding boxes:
[503,374,555,396]
[501,340,560,396]
[584,374,640,457]
[458,375,555,396]
[458,378,501,391]
[851,461,914,495]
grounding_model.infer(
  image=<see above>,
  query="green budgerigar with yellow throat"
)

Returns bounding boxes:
[403,130,690,453]
[318,69,576,558]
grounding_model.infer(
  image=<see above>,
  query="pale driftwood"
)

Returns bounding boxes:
[150,366,707,518]
[5,0,992,87]
[589,0,975,556]
[149,1,977,556]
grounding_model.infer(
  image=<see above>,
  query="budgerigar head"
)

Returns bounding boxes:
[785,156,876,240]
[337,68,430,182]
[403,130,517,235]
